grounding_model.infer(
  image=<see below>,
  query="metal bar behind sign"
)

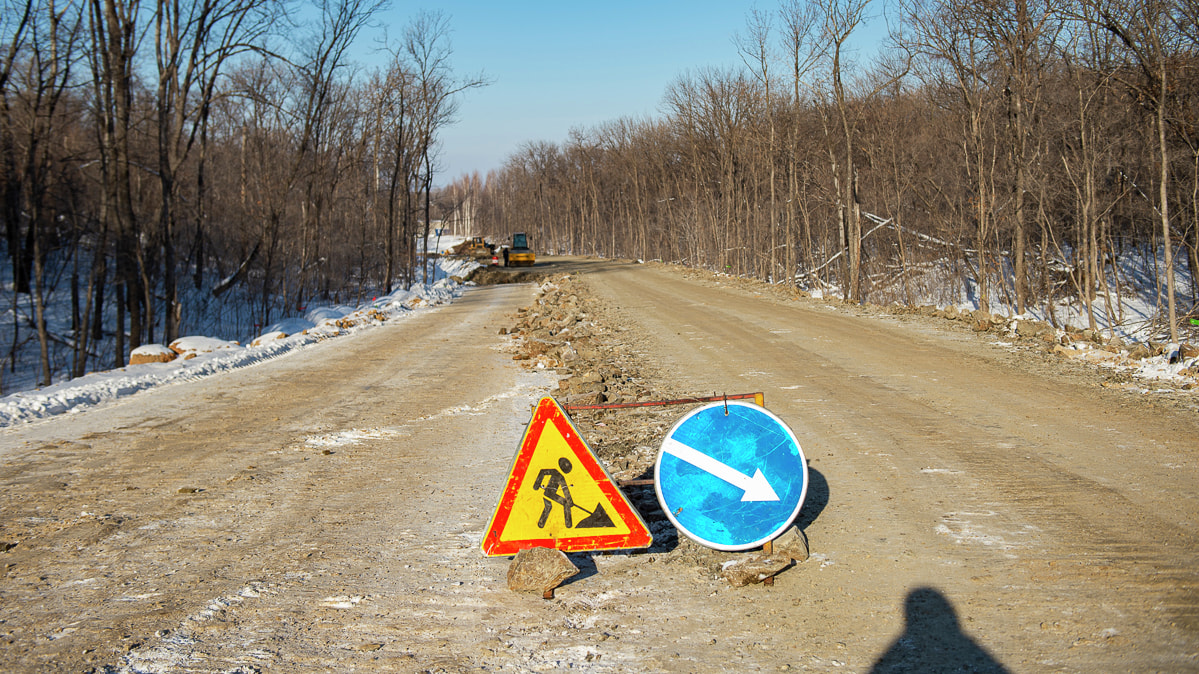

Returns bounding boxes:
[564,392,765,412]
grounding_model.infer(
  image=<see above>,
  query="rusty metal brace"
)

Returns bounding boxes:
[563,391,764,412]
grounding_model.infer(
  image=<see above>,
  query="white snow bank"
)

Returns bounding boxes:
[306,305,355,324]
[250,331,289,347]
[130,344,174,358]
[263,317,315,335]
[170,336,241,354]
[436,257,478,279]
[0,260,481,428]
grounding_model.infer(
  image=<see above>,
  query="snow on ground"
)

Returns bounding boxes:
[3,234,1197,427]
[797,242,1199,391]
[0,256,480,428]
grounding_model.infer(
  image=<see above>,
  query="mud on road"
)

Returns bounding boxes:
[1,257,1197,672]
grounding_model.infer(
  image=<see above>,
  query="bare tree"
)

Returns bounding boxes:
[403,10,488,285]
[904,0,999,312]
[152,0,276,343]
[86,0,141,366]
[738,8,780,282]
[780,0,825,283]
[818,0,869,301]
[1098,0,1187,340]
[969,0,1064,314]
[1,0,34,299]
[810,0,909,302]
[371,54,417,293]
[12,0,84,384]
[1,0,35,386]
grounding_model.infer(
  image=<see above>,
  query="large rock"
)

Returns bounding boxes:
[576,346,601,362]
[772,526,810,562]
[566,391,606,406]
[129,344,176,365]
[507,547,578,594]
[577,371,604,385]
[720,553,792,587]
[1015,319,1052,339]
[1127,343,1152,360]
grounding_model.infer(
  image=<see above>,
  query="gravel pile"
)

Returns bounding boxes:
[505,274,808,576]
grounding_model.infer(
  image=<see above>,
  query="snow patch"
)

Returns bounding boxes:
[130,344,174,358]
[109,581,273,673]
[303,428,398,448]
[169,336,241,354]
[0,259,479,428]
[263,317,315,335]
[935,512,1028,551]
[322,595,364,609]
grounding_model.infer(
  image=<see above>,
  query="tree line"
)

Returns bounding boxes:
[472,0,1198,342]
[1,0,484,390]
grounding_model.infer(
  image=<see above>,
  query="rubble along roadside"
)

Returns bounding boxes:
[494,263,1197,578]
[501,273,809,581]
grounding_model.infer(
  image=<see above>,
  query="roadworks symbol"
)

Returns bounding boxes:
[532,457,617,529]
[482,397,652,556]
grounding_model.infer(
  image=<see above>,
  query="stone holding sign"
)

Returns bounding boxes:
[507,547,579,595]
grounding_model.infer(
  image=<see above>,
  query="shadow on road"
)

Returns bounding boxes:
[619,482,680,555]
[870,587,1010,673]
[793,466,828,531]
[563,553,600,586]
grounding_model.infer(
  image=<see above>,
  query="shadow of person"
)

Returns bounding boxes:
[870,587,1010,674]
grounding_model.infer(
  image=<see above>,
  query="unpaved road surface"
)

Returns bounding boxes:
[2,258,1198,672]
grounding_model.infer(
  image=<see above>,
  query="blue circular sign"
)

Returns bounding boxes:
[654,401,807,551]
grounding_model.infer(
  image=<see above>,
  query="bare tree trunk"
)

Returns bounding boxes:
[75,223,107,378]
[422,148,432,285]
[31,210,51,385]
[1157,79,1177,341]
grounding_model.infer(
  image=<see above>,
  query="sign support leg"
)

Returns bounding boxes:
[763,540,775,586]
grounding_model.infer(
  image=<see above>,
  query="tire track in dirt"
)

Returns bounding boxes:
[0,283,549,672]
[583,260,1199,671]
[4,260,1198,672]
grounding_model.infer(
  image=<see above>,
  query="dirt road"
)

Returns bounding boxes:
[1,258,1197,672]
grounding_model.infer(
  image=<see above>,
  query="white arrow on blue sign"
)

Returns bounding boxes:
[654,400,808,551]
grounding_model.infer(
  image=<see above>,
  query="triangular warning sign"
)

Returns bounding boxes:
[482,397,653,556]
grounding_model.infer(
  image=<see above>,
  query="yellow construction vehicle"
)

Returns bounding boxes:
[503,232,535,267]
[464,236,494,259]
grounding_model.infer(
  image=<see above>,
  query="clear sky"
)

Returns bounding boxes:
[375,1,764,184]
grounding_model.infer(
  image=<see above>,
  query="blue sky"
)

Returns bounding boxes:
[374,1,762,183]
[368,2,891,184]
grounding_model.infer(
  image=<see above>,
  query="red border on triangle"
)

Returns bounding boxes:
[482,397,653,556]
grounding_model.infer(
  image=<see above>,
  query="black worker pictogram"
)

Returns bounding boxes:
[531,457,616,529]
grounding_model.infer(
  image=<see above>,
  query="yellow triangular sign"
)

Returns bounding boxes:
[482,397,652,556]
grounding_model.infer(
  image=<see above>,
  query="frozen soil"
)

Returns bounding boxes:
[1,258,1197,673]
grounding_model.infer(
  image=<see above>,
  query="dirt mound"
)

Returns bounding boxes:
[469,267,548,285]
[505,274,745,562]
